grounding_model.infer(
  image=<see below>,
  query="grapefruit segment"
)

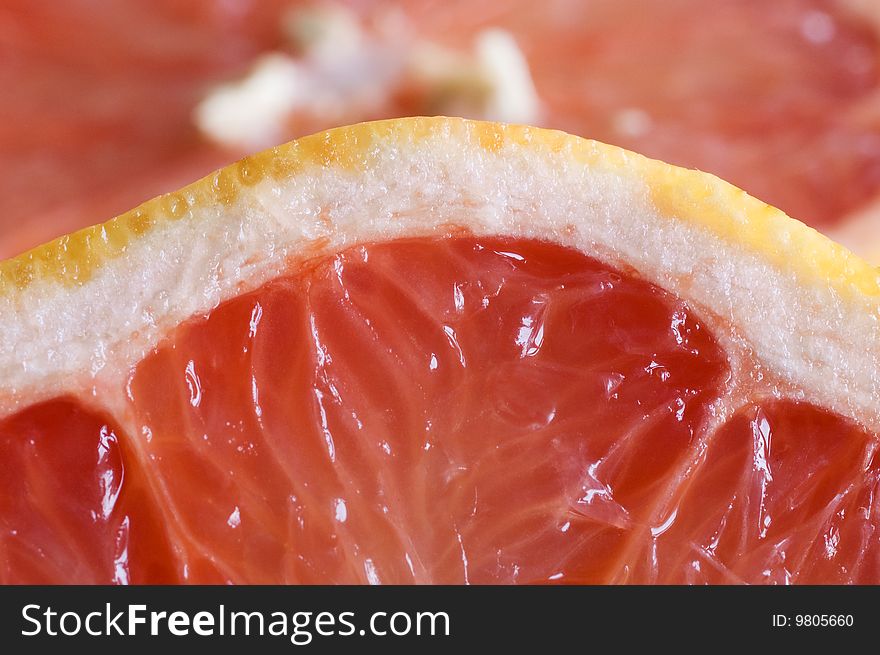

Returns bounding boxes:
[0,399,176,584]
[646,402,875,584]
[126,237,728,583]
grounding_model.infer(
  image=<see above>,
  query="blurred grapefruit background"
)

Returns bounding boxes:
[1,0,879,259]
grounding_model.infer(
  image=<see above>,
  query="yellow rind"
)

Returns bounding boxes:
[2,116,878,309]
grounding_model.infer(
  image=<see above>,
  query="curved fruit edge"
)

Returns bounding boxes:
[0,117,877,429]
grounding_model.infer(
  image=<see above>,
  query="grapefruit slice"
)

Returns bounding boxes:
[1,117,879,584]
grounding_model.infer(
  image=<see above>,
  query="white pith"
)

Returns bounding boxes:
[0,119,878,433]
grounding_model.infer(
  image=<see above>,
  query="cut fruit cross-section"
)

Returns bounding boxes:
[1,117,879,584]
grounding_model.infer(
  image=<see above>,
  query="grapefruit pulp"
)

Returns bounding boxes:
[1,236,876,584]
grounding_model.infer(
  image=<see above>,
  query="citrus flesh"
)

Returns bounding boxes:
[1,236,875,584]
